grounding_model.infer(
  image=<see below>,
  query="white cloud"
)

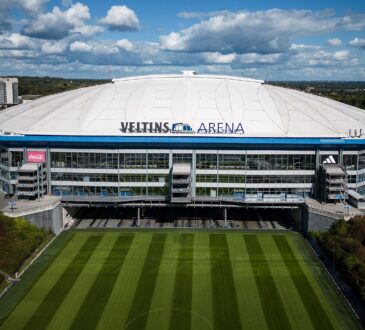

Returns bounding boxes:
[333,50,349,60]
[177,10,232,19]
[349,37,365,48]
[0,32,35,49]
[0,0,47,29]
[202,52,236,64]
[73,24,103,36]
[326,38,342,46]
[41,40,68,54]
[99,5,139,31]
[14,0,49,14]
[23,2,94,39]
[69,40,121,55]
[116,39,134,52]
[160,9,365,54]
[69,41,92,52]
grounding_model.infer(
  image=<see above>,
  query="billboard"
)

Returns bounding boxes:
[27,151,46,163]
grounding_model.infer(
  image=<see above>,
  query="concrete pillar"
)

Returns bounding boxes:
[46,147,51,195]
[191,150,196,197]
[224,208,227,228]
[137,207,141,227]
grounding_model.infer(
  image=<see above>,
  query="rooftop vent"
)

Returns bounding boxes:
[182,70,197,77]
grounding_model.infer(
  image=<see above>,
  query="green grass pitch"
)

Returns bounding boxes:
[0,230,361,329]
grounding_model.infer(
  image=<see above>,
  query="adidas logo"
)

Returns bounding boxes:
[323,155,336,164]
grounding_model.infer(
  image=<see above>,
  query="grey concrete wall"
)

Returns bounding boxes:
[23,205,64,235]
[302,206,338,233]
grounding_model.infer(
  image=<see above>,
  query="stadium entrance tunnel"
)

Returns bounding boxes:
[66,206,295,230]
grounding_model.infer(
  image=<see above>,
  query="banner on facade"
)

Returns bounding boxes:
[27,151,46,163]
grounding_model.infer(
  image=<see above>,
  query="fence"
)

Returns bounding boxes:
[306,235,365,325]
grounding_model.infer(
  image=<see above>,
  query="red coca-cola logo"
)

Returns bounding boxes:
[27,151,46,163]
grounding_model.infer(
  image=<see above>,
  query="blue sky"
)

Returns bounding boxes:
[1,0,365,80]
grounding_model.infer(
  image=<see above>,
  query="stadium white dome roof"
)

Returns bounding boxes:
[1,71,365,138]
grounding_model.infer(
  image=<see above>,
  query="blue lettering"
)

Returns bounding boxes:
[197,122,207,133]
[217,122,223,133]
[209,122,215,133]
[225,123,233,134]
[235,123,244,134]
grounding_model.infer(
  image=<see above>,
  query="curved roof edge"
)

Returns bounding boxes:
[112,71,264,84]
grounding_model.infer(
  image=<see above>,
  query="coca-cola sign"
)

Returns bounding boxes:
[27,151,46,163]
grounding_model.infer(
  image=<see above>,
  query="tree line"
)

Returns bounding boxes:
[314,216,365,303]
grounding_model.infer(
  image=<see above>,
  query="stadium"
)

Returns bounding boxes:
[1,71,365,211]
[0,71,363,329]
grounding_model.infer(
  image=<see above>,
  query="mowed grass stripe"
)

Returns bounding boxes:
[23,235,102,330]
[0,232,80,330]
[191,233,213,330]
[70,234,134,330]
[169,233,194,330]
[243,235,291,330]
[226,235,268,330]
[210,234,242,330]
[273,235,335,330]
[95,234,152,329]
[124,233,167,330]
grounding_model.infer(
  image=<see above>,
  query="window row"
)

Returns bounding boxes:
[51,173,169,183]
[196,174,314,184]
[195,154,315,170]
[51,185,168,196]
[51,152,169,169]
[195,187,311,197]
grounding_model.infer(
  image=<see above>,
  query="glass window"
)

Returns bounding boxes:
[196,154,217,169]
[218,154,246,169]
[343,154,358,171]
[10,151,23,167]
[147,153,169,169]
[120,153,146,169]
[173,153,192,164]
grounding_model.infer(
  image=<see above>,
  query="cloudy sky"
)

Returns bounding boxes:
[1,0,365,80]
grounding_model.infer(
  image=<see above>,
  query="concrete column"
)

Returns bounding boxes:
[339,149,343,167]
[314,149,320,199]
[191,150,196,197]
[46,147,51,195]
[137,207,141,227]
[224,208,227,228]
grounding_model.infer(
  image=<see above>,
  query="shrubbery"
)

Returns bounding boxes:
[315,216,365,302]
[0,213,52,283]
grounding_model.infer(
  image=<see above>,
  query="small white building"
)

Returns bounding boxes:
[0,77,18,105]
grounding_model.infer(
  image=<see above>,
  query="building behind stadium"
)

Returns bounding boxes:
[0,71,365,209]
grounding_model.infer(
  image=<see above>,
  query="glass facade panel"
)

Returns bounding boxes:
[246,175,314,183]
[120,174,147,182]
[10,151,23,167]
[51,152,119,169]
[0,148,9,167]
[119,153,146,169]
[343,154,357,171]
[51,173,118,182]
[196,154,217,169]
[147,153,169,169]
[246,154,315,170]
[173,153,192,164]
[218,154,246,169]
[218,175,245,183]
[196,174,217,182]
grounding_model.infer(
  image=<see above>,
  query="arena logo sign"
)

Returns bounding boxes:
[120,122,244,134]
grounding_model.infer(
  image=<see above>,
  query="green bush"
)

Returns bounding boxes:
[315,216,365,302]
[0,213,53,282]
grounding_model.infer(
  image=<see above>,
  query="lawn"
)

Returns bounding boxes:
[0,229,361,329]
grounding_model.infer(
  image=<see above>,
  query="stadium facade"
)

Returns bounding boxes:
[0,71,365,207]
